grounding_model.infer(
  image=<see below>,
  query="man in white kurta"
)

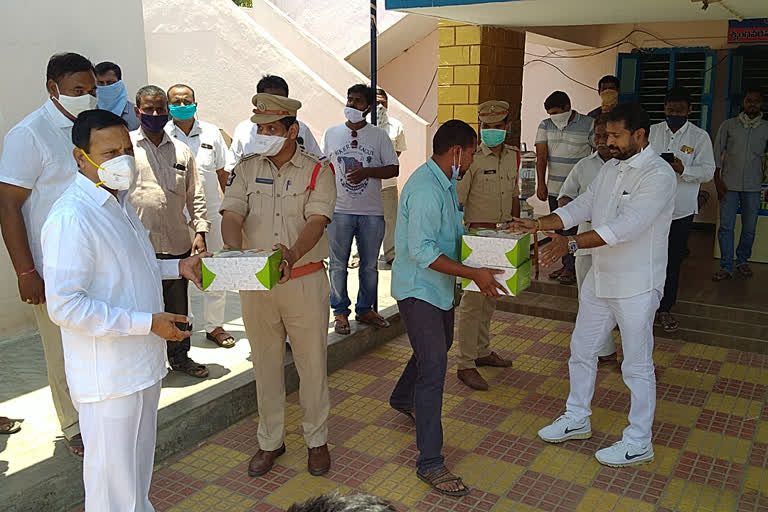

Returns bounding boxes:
[648,87,715,333]
[513,104,676,467]
[557,115,616,361]
[41,110,205,511]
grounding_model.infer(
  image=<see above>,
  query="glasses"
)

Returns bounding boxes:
[350,129,358,149]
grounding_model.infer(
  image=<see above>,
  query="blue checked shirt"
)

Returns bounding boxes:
[536,111,594,196]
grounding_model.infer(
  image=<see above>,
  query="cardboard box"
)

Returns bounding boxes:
[201,249,282,291]
[461,229,531,268]
[461,260,531,296]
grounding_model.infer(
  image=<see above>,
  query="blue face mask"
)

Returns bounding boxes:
[451,147,463,181]
[665,115,687,132]
[96,81,128,116]
[480,128,506,147]
[169,103,197,121]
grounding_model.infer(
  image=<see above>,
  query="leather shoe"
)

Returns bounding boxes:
[457,368,489,391]
[475,351,512,368]
[248,444,286,477]
[307,444,331,476]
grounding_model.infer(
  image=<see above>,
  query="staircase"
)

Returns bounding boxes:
[497,280,768,354]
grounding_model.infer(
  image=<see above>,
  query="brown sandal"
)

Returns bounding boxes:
[206,328,236,348]
[0,417,21,435]
[548,267,564,280]
[736,264,753,278]
[558,270,576,285]
[334,315,351,335]
[712,269,732,282]
[171,358,209,378]
[356,311,390,328]
[67,433,84,457]
[417,467,469,497]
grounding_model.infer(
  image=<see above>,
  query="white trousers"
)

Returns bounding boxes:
[76,381,162,512]
[575,254,616,357]
[203,211,226,331]
[565,270,659,447]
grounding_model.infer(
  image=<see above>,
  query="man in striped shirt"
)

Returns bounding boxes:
[535,91,594,285]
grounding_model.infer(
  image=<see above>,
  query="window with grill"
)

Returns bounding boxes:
[727,45,768,119]
[616,48,716,132]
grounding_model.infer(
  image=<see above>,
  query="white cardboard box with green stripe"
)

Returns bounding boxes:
[201,249,282,291]
[460,230,531,296]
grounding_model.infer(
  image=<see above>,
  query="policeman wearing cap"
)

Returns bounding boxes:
[220,93,336,477]
[455,100,520,391]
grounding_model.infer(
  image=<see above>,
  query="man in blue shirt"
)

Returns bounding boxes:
[390,120,505,497]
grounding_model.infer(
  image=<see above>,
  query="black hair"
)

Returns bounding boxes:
[94,61,122,80]
[71,109,127,152]
[46,52,94,83]
[544,91,570,111]
[278,117,298,131]
[597,75,619,91]
[744,84,764,98]
[167,83,196,101]
[135,85,167,107]
[665,87,691,106]
[594,113,609,127]
[376,88,387,98]
[257,75,289,96]
[433,120,477,154]
[606,103,651,138]
[348,84,375,107]
[287,493,397,512]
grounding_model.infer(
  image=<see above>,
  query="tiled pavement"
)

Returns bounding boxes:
[94,311,768,511]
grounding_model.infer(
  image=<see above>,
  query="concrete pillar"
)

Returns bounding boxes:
[437,20,525,145]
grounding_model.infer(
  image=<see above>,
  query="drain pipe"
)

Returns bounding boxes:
[370,0,378,126]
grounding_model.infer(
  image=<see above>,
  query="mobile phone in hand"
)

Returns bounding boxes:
[661,152,675,163]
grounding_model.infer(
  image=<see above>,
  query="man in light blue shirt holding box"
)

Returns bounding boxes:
[389,120,505,498]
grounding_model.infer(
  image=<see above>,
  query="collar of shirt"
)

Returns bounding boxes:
[253,143,304,170]
[167,119,202,138]
[426,158,452,190]
[43,98,74,129]
[662,120,691,138]
[135,125,174,147]
[72,172,123,207]
[616,143,655,172]
[587,151,608,164]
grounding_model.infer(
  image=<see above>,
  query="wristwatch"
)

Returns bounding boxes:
[567,236,579,255]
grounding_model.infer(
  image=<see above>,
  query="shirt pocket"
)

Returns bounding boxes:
[196,145,217,171]
[166,167,188,198]
[246,182,274,218]
[285,188,310,220]
[479,171,499,192]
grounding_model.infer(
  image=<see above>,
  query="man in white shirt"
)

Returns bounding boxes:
[323,84,399,335]
[512,104,677,467]
[369,88,406,265]
[165,83,235,349]
[557,115,616,363]
[226,75,322,172]
[41,110,207,511]
[648,87,715,333]
[0,52,97,457]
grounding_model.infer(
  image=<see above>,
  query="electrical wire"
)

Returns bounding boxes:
[416,69,438,115]
[525,28,676,60]
[523,59,598,90]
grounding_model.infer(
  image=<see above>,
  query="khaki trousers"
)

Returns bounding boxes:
[240,270,331,450]
[32,304,80,439]
[381,186,398,263]
[456,291,497,370]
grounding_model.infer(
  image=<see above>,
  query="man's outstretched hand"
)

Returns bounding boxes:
[179,252,212,290]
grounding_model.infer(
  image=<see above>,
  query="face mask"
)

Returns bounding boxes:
[96,81,128,116]
[665,115,687,132]
[480,128,506,148]
[376,104,387,121]
[600,89,619,109]
[81,150,137,191]
[550,110,571,130]
[169,104,197,121]
[140,112,169,133]
[54,84,97,119]
[344,106,366,124]
[250,134,287,156]
[451,147,463,181]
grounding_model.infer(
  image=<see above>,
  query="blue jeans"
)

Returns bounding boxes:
[718,191,761,273]
[390,298,454,474]
[328,213,385,317]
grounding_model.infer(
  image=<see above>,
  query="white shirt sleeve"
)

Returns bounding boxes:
[593,170,677,247]
[299,123,323,157]
[554,181,594,230]
[225,127,244,173]
[157,259,181,280]
[41,211,154,337]
[394,124,407,153]
[0,126,43,189]
[679,130,716,184]
[214,128,227,171]
[379,130,400,167]
[558,159,583,200]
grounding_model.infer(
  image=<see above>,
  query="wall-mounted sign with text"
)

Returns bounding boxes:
[728,18,768,43]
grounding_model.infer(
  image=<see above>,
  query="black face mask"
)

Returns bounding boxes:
[665,115,687,131]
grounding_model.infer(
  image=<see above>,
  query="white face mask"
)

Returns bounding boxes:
[376,104,387,121]
[54,84,97,119]
[344,106,366,124]
[251,134,287,156]
[82,152,137,191]
[451,147,463,181]
[550,110,571,130]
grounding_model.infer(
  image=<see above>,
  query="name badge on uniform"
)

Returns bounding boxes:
[483,169,497,175]
[680,145,694,154]
[201,143,213,150]
[254,177,274,185]
[173,163,186,171]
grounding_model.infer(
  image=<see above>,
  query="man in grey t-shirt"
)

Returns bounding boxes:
[322,84,399,335]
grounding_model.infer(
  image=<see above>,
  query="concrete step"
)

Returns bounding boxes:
[498,292,768,354]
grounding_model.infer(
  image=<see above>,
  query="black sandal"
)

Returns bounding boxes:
[417,467,469,497]
[170,358,209,378]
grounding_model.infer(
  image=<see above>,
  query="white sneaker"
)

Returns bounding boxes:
[538,415,592,443]
[595,440,654,467]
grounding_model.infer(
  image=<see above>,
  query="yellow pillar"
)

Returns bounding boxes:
[438,20,525,144]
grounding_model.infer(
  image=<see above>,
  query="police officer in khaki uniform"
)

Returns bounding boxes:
[220,93,336,477]
[455,100,520,391]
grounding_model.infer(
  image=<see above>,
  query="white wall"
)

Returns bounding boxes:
[0,0,148,336]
